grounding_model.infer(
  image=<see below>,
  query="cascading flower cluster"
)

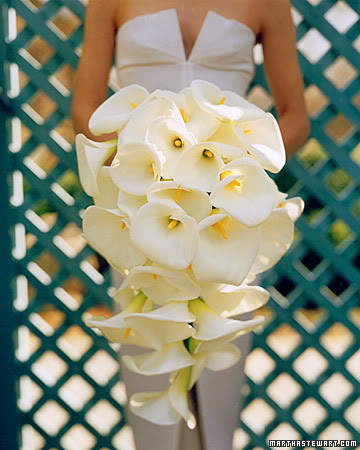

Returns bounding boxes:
[76,80,304,427]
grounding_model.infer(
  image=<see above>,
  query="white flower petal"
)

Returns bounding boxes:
[89,85,149,135]
[146,117,197,179]
[221,90,265,121]
[75,134,117,196]
[279,197,305,222]
[121,98,183,143]
[187,354,207,390]
[204,343,241,371]
[93,167,119,209]
[130,203,199,270]
[204,284,270,317]
[126,301,196,323]
[207,122,246,148]
[130,389,181,425]
[191,80,243,123]
[147,181,212,223]
[210,157,276,227]
[173,143,225,192]
[83,206,146,270]
[122,341,195,376]
[192,214,260,286]
[168,368,194,426]
[118,266,200,304]
[110,142,162,195]
[117,190,148,223]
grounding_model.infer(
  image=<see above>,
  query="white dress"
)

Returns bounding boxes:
[112,8,257,450]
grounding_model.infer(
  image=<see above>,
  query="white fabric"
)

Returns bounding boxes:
[113,8,257,450]
[115,8,256,95]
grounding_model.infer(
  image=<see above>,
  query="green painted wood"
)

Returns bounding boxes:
[1,0,359,448]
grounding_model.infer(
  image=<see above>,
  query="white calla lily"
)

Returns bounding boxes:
[147,181,212,222]
[189,298,264,341]
[191,80,244,123]
[85,292,152,347]
[124,302,196,351]
[122,341,195,376]
[89,85,149,135]
[75,134,117,196]
[250,208,294,275]
[234,113,286,173]
[201,283,270,317]
[110,142,163,195]
[130,367,194,426]
[117,189,148,223]
[82,206,146,270]
[220,90,265,121]
[210,157,276,227]
[146,116,197,178]
[179,87,220,140]
[121,98,183,143]
[117,265,200,305]
[93,167,119,209]
[192,213,260,285]
[130,203,199,270]
[276,195,305,222]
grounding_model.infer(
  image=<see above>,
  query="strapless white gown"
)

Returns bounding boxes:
[112,8,257,450]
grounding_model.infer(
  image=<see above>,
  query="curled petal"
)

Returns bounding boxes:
[110,142,163,195]
[221,90,265,121]
[75,134,117,196]
[122,341,195,376]
[118,265,200,304]
[210,157,276,227]
[130,203,199,270]
[192,213,260,286]
[147,181,212,223]
[83,206,146,270]
[188,354,207,390]
[168,368,194,427]
[191,80,243,123]
[130,390,182,425]
[93,167,119,209]
[204,343,241,371]
[278,197,305,222]
[89,85,149,135]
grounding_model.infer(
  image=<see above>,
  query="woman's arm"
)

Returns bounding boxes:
[260,0,310,158]
[71,0,118,142]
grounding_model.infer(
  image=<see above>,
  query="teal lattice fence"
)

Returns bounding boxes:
[1,0,359,449]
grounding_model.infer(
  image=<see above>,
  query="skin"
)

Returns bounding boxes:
[72,0,310,157]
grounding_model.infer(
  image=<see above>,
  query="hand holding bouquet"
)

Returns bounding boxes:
[75,80,304,427]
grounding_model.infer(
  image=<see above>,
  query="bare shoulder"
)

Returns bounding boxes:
[85,0,117,22]
[256,0,293,28]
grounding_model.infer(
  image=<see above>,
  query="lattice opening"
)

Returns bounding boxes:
[58,375,95,411]
[28,145,59,175]
[345,349,360,382]
[293,347,328,383]
[246,85,273,111]
[324,1,359,34]
[21,425,45,449]
[30,304,65,336]
[241,399,275,434]
[33,400,70,436]
[267,422,299,441]
[294,306,328,332]
[49,63,75,94]
[21,35,55,67]
[326,167,354,198]
[266,373,301,408]
[325,114,356,143]
[297,138,328,170]
[110,381,128,406]
[273,276,297,298]
[348,307,360,330]
[56,325,93,361]
[344,399,360,430]
[245,348,275,383]
[31,350,68,387]
[297,28,331,63]
[61,425,97,450]
[293,398,327,433]
[54,222,86,258]
[326,218,354,249]
[266,324,301,357]
[350,142,360,166]
[319,373,353,408]
[299,248,325,276]
[112,425,136,450]
[320,322,354,357]
[304,85,329,117]
[303,195,327,224]
[319,421,353,441]
[83,350,119,386]
[18,375,43,412]
[324,57,358,90]
[48,6,82,38]
[53,118,76,148]
[86,400,122,435]
[27,91,58,123]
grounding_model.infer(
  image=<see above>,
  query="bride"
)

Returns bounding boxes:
[72,1,310,449]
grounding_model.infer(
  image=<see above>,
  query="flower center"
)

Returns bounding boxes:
[152,274,158,280]
[175,188,182,203]
[213,220,228,239]
[124,328,132,338]
[218,96,225,105]
[180,108,190,123]
[168,218,180,229]
[174,138,183,148]
[129,102,137,108]
[243,129,251,135]
[202,149,213,158]
[220,170,242,189]
[121,222,126,230]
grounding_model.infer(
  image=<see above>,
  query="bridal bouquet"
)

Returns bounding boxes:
[76,80,304,427]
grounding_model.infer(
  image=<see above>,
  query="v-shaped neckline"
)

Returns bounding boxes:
[116,8,256,63]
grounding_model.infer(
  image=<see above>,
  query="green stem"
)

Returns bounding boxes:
[123,291,148,314]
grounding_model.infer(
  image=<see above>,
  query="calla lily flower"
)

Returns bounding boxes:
[82,206,146,270]
[147,181,212,223]
[130,367,194,426]
[275,194,305,222]
[210,157,276,227]
[124,302,196,351]
[219,90,265,121]
[179,87,220,140]
[75,134,117,196]
[191,80,244,123]
[200,283,270,317]
[93,167,119,209]
[89,85,149,135]
[122,341,195,376]
[117,265,200,305]
[146,116,197,179]
[250,208,294,275]
[120,98,183,143]
[188,341,241,389]
[188,298,264,342]
[110,142,163,195]
[233,113,286,173]
[130,202,199,270]
[173,142,245,192]
[85,292,152,347]
[191,213,260,285]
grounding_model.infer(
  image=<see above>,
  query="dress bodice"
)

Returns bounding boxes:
[115,9,256,95]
